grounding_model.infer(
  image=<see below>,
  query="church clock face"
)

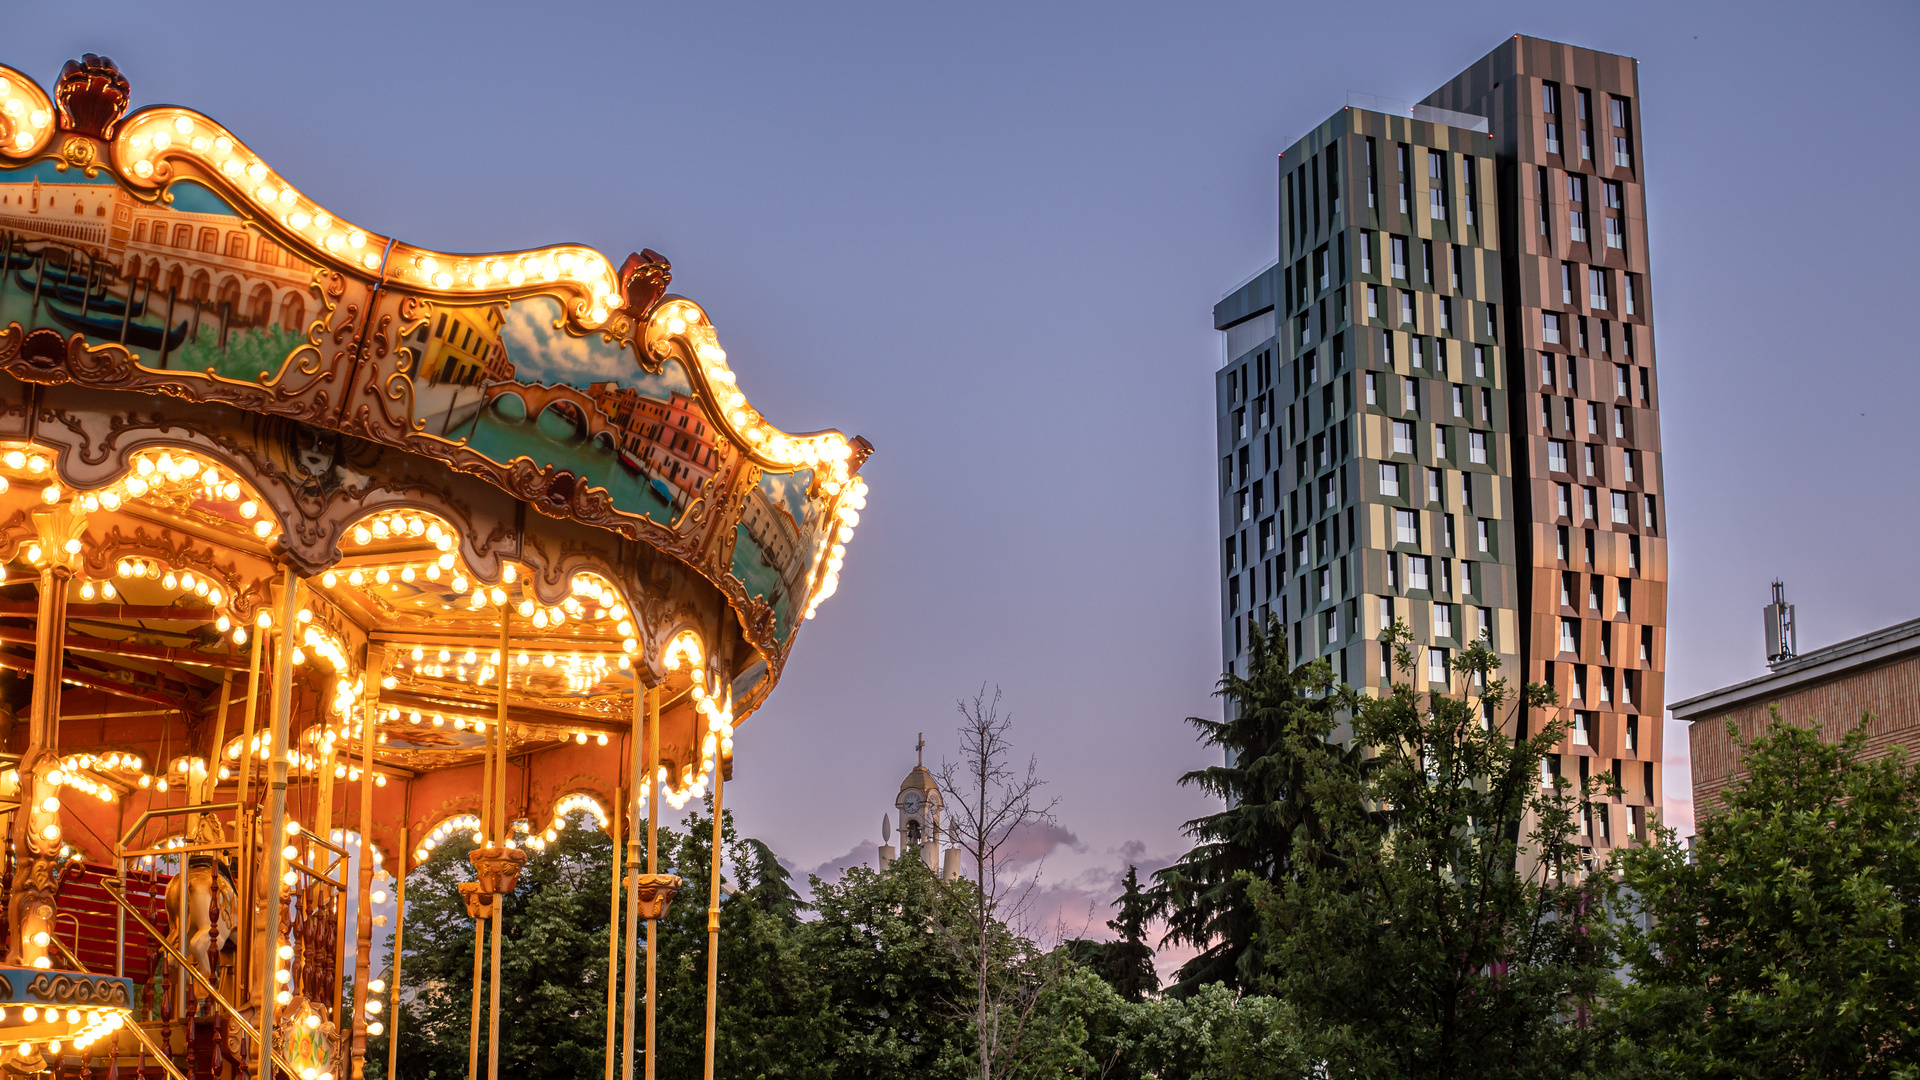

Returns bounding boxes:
[902,790,924,816]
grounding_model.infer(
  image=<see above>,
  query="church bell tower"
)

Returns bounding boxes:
[879,734,961,880]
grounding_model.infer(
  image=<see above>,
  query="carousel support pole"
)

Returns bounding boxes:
[467,712,492,1080]
[645,680,661,1080]
[702,757,725,1080]
[258,568,302,1080]
[6,505,83,972]
[604,782,622,1080]
[385,819,408,1080]
[350,647,384,1080]
[487,617,509,1080]
[235,624,265,1004]
[621,682,645,1080]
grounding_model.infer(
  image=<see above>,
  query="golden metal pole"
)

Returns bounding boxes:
[235,625,265,1004]
[645,682,660,1080]
[702,761,725,1080]
[487,616,508,1080]
[621,678,644,1080]
[467,712,490,1080]
[351,647,383,1080]
[204,673,234,804]
[386,821,408,1080]
[605,784,622,1080]
[7,511,78,971]
[466,919,484,1080]
[258,568,301,1080]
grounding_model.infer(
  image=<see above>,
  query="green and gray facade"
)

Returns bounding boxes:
[1215,36,1665,854]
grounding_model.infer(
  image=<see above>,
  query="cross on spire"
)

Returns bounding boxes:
[916,732,925,767]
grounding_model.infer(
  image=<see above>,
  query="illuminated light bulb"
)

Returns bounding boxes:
[275,967,291,983]
[531,610,548,629]
[597,733,609,745]
[575,732,587,744]
[233,627,248,645]
[353,526,372,545]
[80,582,95,600]
[41,483,59,504]
[254,520,273,538]
[375,569,390,585]
[41,824,59,840]
[322,572,338,588]
[28,455,47,473]
[431,714,444,728]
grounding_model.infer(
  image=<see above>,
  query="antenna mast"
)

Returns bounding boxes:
[1764,580,1797,668]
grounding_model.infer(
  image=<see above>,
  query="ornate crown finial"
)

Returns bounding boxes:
[55,53,129,140]
[618,249,672,321]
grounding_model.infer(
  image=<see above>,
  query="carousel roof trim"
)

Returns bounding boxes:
[0,58,870,481]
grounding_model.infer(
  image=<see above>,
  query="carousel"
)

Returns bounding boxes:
[0,54,868,1080]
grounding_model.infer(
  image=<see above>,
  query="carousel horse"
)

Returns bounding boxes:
[163,817,238,1016]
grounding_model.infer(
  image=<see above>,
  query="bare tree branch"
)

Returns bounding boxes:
[935,685,1062,1080]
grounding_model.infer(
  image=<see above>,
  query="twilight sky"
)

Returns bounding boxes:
[11,0,1918,951]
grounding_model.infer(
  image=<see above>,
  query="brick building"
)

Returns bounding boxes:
[1671,617,1920,816]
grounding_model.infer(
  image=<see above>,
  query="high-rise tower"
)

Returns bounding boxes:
[1213,36,1665,854]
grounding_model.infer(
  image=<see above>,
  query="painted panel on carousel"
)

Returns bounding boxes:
[0,163,317,383]
[406,295,723,530]
[732,468,827,643]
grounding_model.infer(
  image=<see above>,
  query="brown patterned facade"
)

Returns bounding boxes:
[1673,618,1920,816]
[1426,37,1666,853]
[1216,36,1666,856]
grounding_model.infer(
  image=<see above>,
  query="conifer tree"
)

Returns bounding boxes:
[1101,865,1158,1001]
[1148,613,1349,994]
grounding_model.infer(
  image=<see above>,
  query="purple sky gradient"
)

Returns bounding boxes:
[10,1,1918,965]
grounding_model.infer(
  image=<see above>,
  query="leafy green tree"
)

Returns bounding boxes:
[797,854,978,1078]
[371,809,616,1080]
[1100,866,1158,1002]
[1606,713,1920,1080]
[1254,624,1613,1080]
[1149,614,1348,994]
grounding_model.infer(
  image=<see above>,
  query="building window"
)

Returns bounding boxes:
[1625,716,1639,754]
[1623,450,1636,483]
[1366,372,1379,405]
[1476,518,1490,553]
[1402,377,1419,413]
[1379,463,1400,496]
[1542,82,1561,155]
[1434,603,1453,639]
[1427,467,1443,502]
[1395,509,1418,545]
[1560,617,1577,653]
[1567,175,1588,243]
[1608,491,1627,524]
[1367,285,1379,319]
[1574,711,1592,745]
[1588,575,1602,610]
[1409,556,1430,591]
[1392,421,1414,455]
[1401,291,1414,326]
[1583,444,1597,478]
[1605,216,1623,249]
[1642,495,1658,532]
[1556,483,1571,518]
[1359,231,1373,274]
[1427,647,1449,684]
[1432,425,1447,460]
[1542,312,1562,345]
[1390,236,1408,280]
[1583,486,1598,521]
[1613,406,1626,438]
[1473,346,1486,378]
[1589,268,1609,310]
[1548,440,1568,473]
